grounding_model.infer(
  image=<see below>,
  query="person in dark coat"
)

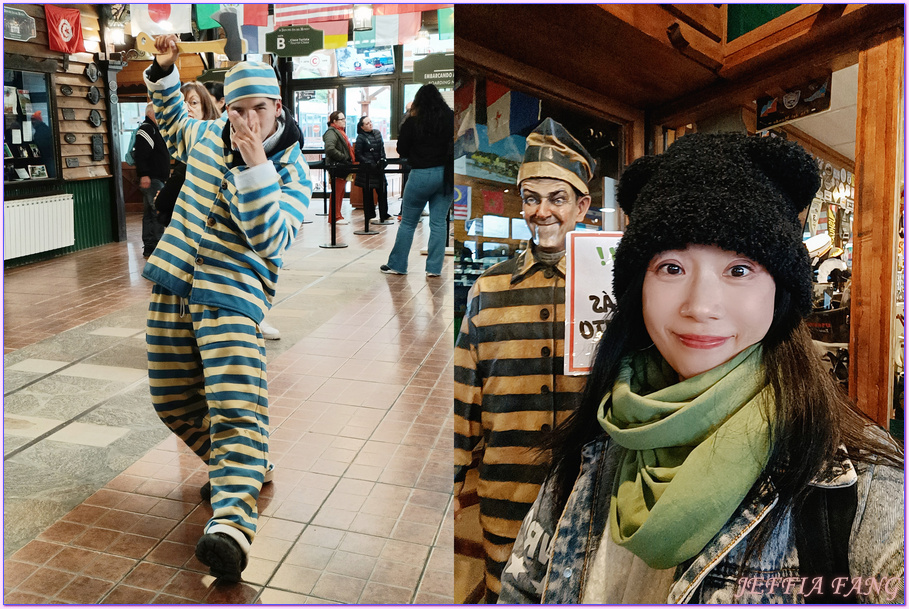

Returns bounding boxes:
[354,116,392,224]
[322,111,354,224]
[132,102,170,257]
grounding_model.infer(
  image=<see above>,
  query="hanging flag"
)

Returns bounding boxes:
[397,12,421,45]
[131,4,193,35]
[455,78,477,159]
[374,15,398,46]
[310,20,348,49]
[438,7,453,40]
[44,5,86,54]
[197,4,270,30]
[482,190,505,215]
[453,185,471,221]
[274,4,352,27]
[243,4,268,26]
[242,14,273,55]
[196,4,222,30]
[486,81,541,145]
[373,5,445,16]
[353,17,375,48]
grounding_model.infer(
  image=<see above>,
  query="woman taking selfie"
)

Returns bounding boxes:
[499,133,904,604]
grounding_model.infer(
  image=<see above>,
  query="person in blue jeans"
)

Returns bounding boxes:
[382,84,453,277]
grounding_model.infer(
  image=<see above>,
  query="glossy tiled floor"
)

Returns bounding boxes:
[4,203,455,604]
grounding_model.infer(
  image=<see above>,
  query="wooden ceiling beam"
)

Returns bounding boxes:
[720,4,900,80]
[653,5,903,128]
[454,37,644,127]
[597,4,724,70]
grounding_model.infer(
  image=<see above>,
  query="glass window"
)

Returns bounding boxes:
[404,82,454,114]
[480,215,510,239]
[4,70,57,182]
[292,50,338,79]
[511,218,532,241]
[345,85,391,140]
[402,33,454,72]
[295,89,340,149]
[118,101,147,165]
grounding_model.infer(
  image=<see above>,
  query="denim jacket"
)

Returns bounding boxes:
[498,435,904,604]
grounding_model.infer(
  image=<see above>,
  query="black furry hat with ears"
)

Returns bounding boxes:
[613,132,820,318]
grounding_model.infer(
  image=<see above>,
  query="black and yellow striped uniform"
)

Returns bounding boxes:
[454,248,588,603]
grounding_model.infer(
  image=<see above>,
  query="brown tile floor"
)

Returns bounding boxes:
[4,208,455,603]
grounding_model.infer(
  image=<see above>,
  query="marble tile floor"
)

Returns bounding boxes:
[4,207,455,603]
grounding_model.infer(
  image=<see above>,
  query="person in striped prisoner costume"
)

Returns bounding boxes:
[454,118,596,603]
[142,35,311,582]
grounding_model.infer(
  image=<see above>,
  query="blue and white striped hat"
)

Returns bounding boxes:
[224,61,280,106]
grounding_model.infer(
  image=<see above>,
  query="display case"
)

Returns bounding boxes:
[4,69,57,184]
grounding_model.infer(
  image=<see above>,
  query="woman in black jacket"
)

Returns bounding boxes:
[354,116,392,224]
[381,85,454,277]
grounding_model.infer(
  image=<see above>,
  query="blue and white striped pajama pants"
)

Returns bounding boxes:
[146,285,269,546]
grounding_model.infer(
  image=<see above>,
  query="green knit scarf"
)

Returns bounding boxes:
[597,343,772,569]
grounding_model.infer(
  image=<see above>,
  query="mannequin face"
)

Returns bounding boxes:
[520,178,591,253]
[642,244,776,379]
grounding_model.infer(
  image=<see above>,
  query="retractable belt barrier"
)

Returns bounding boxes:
[316,157,406,249]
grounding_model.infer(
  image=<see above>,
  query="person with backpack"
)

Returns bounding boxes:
[498,133,904,604]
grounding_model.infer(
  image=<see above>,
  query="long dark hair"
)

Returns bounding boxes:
[409,84,451,137]
[548,266,903,559]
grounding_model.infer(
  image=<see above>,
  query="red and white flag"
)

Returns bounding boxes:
[373,5,446,16]
[130,4,193,36]
[242,4,268,26]
[45,5,86,54]
[274,4,353,28]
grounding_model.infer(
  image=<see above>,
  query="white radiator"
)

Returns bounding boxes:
[4,194,75,260]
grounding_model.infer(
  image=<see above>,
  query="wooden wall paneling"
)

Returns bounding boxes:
[849,31,903,426]
[5,4,101,56]
[116,55,207,91]
[7,3,111,184]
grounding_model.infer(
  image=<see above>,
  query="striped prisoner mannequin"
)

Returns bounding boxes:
[143,58,310,579]
[454,118,594,603]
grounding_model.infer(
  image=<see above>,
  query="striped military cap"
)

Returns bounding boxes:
[517,118,596,195]
[224,61,280,106]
